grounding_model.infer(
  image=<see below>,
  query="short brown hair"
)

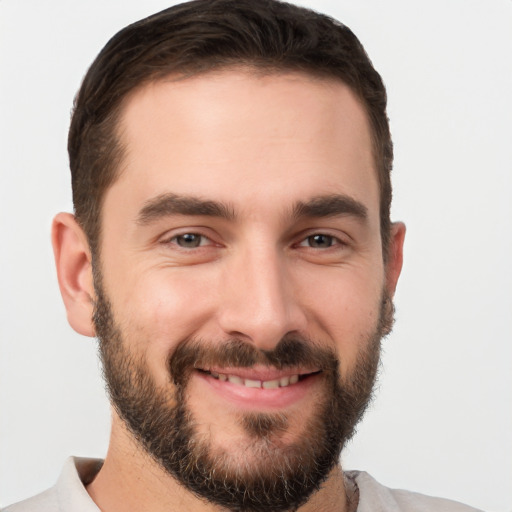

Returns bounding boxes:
[69,0,392,258]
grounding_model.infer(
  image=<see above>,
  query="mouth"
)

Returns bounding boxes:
[198,369,319,389]
[193,366,322,410]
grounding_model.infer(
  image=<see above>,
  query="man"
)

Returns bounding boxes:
[2,1,483,511]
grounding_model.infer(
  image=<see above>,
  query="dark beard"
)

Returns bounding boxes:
[94,278,393,512]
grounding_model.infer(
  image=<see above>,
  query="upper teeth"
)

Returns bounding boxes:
[210,371,300,389]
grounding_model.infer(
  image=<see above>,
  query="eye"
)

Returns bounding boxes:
[170,233,210,248]
[299,234,339,249]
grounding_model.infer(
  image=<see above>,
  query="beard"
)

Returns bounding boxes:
[93,276,394,512]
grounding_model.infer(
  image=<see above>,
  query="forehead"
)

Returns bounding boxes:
[108,69,378,223]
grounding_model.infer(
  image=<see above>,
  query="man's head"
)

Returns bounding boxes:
[53,2,405,511]
[68,0,393,260]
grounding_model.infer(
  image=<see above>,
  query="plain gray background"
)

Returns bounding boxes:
[1,1,511,510]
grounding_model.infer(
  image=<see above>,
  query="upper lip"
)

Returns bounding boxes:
[196,365,320,381]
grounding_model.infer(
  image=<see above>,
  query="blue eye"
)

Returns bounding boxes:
[304,234,336,248]
[173,233,205,248]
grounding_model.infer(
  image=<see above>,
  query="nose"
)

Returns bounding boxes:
[217,245,307,351]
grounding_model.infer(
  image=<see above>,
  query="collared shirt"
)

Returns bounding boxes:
[2,457,483,511]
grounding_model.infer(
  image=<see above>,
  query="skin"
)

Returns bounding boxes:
[52,69,405,512]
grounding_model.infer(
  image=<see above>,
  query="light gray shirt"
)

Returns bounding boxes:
[2,457,483,511]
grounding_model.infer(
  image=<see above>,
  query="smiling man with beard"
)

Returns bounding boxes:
[3,1,483,512]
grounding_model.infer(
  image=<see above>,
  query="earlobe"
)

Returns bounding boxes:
[385,222,406,297]
[51,213,96,337]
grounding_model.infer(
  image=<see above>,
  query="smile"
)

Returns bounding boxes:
[193,366,322,410]
[208,370,301,389]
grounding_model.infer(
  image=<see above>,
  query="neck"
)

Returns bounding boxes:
[87,415,351,512]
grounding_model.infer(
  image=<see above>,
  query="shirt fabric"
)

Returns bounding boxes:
[2,457,483,512]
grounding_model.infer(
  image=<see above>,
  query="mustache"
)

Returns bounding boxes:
[169,335,339,386]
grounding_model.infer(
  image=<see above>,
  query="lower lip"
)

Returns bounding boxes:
[194,371,321,411]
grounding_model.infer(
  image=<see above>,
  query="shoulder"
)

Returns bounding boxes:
[347,471,484,512]
[1,487,58,512]
[1,457,102,512]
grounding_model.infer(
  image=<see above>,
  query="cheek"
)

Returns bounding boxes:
[110,267,220,379]
[296,265,384,371]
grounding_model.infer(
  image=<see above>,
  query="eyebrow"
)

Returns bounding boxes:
[137,192,367,225]
[137,193,236,224]
[292,194,368,221]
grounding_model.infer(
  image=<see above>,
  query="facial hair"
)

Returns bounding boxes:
[93,276,394,512]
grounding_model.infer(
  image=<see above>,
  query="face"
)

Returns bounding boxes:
[92,70,400,510]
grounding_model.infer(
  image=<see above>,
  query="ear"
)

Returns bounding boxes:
[385,222,406,297]
[52,213,96,337]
